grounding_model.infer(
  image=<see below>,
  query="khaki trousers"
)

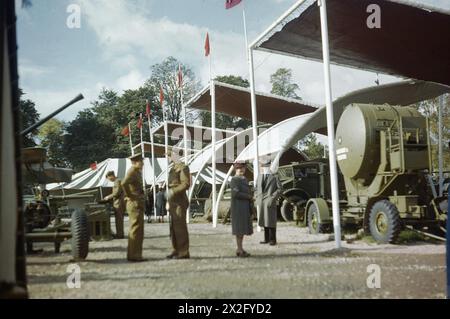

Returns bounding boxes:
[126,201,144,260]
[169,203,189,257]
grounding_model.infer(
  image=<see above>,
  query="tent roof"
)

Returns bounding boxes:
[186,81,319,124]
[47,158,167,190]
[253,0,450,86]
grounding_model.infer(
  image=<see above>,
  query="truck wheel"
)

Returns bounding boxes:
[71,209,89,260]
[280,195,300,222]
[307,203,327,234]
[369,200,401,244]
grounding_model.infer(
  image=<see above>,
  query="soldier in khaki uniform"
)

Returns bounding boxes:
[121,153,146,262]
[166,150,191,259]
[103,171,125,238]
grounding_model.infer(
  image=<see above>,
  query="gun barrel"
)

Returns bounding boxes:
[21,93,84,136]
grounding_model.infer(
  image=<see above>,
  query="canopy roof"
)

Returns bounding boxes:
[186,81,319,124]
[133,142,199,157]
[253,0,450,86]
[236,80,450,162]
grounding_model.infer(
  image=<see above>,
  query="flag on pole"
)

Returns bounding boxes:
[146,99,151,118]
[159,87,164,106]
[204,32,210,57]
[225,0,242,9]
[121,125,130,136]
[177,64,183,88]
[137,113,143,129]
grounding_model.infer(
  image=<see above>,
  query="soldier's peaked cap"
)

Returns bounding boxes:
[129,153,143,161]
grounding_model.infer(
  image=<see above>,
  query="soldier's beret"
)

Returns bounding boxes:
[129,153,144,162]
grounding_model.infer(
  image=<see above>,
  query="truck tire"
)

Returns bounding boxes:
[369,200,401,244]
[307,202,327,234]
[71,209,89,260]
[280,195,300,222]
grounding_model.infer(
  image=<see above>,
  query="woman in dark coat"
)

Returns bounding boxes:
[155,184,167,223]
[230,162,253,257]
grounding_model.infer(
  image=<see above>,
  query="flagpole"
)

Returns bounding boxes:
[207,36,217,229]
[147,104,157,220]
[162,93,170,217]
[319,0,341,248]
[242,5,249,61]
[179,65,190,224]
[128,122,134,156]
[139,113,146,219]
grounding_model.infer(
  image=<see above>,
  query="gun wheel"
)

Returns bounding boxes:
[71,209,89,260]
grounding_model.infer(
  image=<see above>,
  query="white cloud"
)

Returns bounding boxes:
[116,69,146,91]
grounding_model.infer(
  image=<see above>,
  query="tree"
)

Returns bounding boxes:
[270,68,301,99]
[19,89,40,147]
[298,134,325,160]
[417,95,450,170]
[38,119,67,167]
[146,56,200,122]
[63,110,114,170]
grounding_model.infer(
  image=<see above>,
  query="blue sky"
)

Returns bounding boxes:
[16,0,450,121]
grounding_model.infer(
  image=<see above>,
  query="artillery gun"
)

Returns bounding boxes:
[305,103,447,243]
[21,94,112,260]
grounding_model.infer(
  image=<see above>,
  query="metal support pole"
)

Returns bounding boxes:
[248,47,261,232]
[318,0,341,248]
[211,80,217,228]
[438,94,444,197]
[148,116,157,220]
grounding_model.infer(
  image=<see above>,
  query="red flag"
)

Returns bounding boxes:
[204,32,210,57]
[225,0,242,9]
[177,64,183,88]
[121,125,130,136]
[90,162,97,170]
[159,87,164,106]
[145,99,151,118]
[137,113,143,129]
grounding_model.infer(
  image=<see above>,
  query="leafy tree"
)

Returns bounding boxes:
[298,134,325,160]
[417,95,450,170]
[63,110,114,170]
[146,56,200,122]
[38,119,67,167]
[19,89,40,147]
[270,68,301,99]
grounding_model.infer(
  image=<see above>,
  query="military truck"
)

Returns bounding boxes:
[303,103,448,243]
[277,159,345,223]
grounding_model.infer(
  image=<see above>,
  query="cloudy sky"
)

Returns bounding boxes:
[16,0,450,121]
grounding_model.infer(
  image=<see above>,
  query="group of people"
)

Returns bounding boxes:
[230,159,282,257]
[103,149,282,261]
[103,150,191,262]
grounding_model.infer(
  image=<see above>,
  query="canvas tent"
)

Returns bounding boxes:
[47,158,167,190]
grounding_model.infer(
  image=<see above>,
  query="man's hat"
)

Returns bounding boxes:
[129,153,143,162]
[260,157,271,167]
[105,171,115,177]
[233,161,246,169]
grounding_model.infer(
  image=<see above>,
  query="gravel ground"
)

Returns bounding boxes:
[26,219,446,299]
